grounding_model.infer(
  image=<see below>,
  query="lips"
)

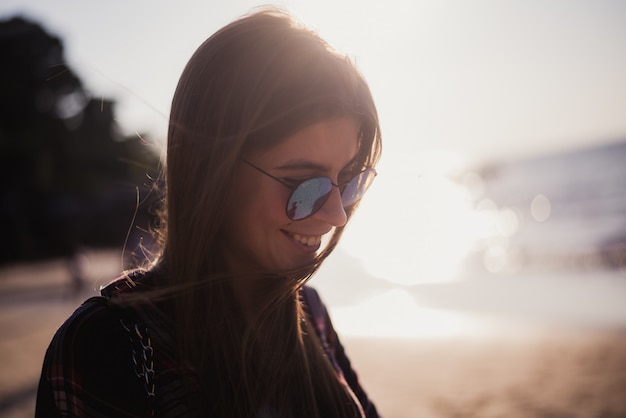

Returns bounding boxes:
[292,234,322,247]
[290,233,322,247]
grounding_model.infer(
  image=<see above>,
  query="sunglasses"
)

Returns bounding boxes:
[242,159,377,221]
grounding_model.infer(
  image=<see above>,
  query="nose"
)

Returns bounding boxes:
[313,187,348,227]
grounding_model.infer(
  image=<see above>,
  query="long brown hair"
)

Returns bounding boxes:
[148,8,381,417]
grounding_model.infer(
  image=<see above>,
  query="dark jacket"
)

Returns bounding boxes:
[35,275,379,417]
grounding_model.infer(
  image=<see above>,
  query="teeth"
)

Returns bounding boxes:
[292,233,321,247]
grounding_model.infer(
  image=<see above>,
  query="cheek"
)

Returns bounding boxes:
[252,187,290,227]
[229,172,288,232]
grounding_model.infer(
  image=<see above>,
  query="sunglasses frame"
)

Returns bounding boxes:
[241,159,376,221]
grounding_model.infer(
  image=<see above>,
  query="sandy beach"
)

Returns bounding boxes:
[345,331,626,417]
[1,251,625,417]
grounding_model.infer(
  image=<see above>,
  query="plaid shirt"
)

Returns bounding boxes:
[35,276,379,417]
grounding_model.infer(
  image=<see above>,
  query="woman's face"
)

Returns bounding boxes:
[223,117,360,274]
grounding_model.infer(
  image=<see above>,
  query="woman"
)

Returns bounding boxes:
[36,8,382,417]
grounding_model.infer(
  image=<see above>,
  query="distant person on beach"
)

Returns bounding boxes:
[67,250,88,296]
[36,9,381,417]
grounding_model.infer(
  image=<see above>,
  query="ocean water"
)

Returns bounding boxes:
[471,139,626,272]
[315,140,626,338]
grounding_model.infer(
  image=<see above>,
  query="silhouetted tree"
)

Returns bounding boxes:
[0,16,160,264]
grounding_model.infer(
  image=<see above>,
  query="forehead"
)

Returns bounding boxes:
[255,117,360,171]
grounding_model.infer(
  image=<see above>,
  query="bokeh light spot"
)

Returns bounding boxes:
[530,194,552,222]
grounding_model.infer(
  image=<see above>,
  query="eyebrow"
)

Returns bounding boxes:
[274,155,360,173]
[274,160,330,172]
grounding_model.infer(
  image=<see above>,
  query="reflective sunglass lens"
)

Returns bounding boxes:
[285,169,377,220]
[286,178,333,220]
[341,169,377,207]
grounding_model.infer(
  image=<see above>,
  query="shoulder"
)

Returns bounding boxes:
[300,285,327,316]
[300,285,333,343]
[43,296,129,376]
[39,296,150,416]
[50,296,122,349]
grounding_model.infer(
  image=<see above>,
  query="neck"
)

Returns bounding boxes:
[230,275,266,324]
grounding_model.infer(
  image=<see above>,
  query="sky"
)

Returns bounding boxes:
[2,0,626,165]
[3,0,626,279]
[3,0,626,337]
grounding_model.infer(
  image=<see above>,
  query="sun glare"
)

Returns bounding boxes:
[329,288,491,339]
[341,150,495,285]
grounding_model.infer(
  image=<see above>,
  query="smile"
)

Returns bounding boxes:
[289,233,322,247]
